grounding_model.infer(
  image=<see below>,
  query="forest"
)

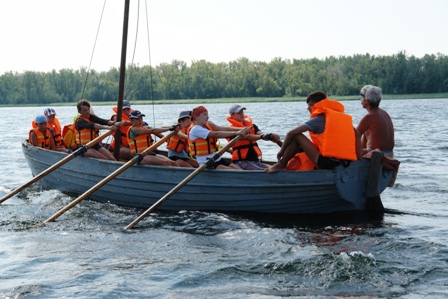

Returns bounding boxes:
[1,51,447,105]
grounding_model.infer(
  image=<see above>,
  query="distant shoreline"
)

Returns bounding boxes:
[2,93,448,107]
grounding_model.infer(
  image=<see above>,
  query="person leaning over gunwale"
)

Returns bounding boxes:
[74,99,123,161]
[265,91,362,173]
[357,85,395,158]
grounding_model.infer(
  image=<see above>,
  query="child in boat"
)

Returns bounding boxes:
[29,115,56,150]
[31,108,67,152]
[226,104,280,170]
[166,110,199,168]
[127,110,182,167]
[109,100,133,161]
[75,99,123,161]
[188,105,250,170]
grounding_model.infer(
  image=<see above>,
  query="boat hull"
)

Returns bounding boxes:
[22,142,393,214]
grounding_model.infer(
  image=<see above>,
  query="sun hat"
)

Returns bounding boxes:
[178,111,191,122]
[44,108,56,116]
[229,104,246,115]
[129,110,145,119]
[35,115,47,124]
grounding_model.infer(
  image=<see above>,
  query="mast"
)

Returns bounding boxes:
[114,0,131,160]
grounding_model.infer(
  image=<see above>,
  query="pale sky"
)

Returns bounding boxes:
[1,0,448,74]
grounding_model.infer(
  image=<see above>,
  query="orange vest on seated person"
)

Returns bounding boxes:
[226,115,262,161]
[127,125,154,155]
[110,109,131,148]
[29,128,52,149]
[74,116,100,145]
[188,124,217,156]
[32,118,63,146]
[62,124,77,149]
[166,127,190,153]
[309,99,357,161]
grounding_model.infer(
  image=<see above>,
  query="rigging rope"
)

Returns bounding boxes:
[126,0,140,100]
[81,0,107,100]
[144,0,156,130]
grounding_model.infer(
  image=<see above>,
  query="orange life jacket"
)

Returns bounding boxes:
[29,128,52,149]
[110,111,131,148]
[309,99,357,161]
[286,152,318,171]
[166,126,189,153]
[188,124,217,156]
[127,125,154,155]
[62,124,77,149]
[74,116,100,145]
[32,118,63,146]
[226,115,262,161]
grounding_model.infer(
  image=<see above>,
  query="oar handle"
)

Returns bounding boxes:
[0,130,114,204]
[43,131,176,223]
[124,135,243,230]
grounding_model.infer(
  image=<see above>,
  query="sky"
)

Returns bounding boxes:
[2,0,448,74]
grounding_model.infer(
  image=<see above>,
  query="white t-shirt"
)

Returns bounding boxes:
[189,124,221,165]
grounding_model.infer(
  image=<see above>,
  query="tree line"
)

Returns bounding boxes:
[1,51,448,105]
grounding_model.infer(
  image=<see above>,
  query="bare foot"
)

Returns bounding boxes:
[265,163,285,173]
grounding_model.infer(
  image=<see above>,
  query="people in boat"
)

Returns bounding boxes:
[357,85,395,158]
[29,115,56,150]
[127,110,182,167]
[109,100,133,161]
[166,111,199,168]
[31,108,67,152]
[266,91,362,173]
[226,104,280,170]
[188,105,251,170]
[75,99,122,161]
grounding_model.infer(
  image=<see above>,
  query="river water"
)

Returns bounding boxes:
[1,99,447,298]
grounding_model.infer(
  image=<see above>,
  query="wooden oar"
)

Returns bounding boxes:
[124,135,243,230]
[0,130,113,204]
[43,131,176,223]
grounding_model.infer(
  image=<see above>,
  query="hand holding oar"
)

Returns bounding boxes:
[42,130,177,224]
[0,130,114,204]
[124,134,243,230]
[260,133,283,147]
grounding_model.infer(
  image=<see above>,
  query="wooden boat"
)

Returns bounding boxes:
[22,141,394,214]
[17,1,396,217]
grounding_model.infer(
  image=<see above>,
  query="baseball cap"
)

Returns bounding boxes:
[229,104,246,115]
[129,110,145,119]
[36,115,47,124]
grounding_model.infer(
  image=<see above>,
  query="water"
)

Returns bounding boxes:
[1,99,448,298]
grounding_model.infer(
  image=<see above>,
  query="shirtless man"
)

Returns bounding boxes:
[357,85,395,158]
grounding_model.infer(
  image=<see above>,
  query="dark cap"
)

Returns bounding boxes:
[129,110,145,119]
[123,100,131,109]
